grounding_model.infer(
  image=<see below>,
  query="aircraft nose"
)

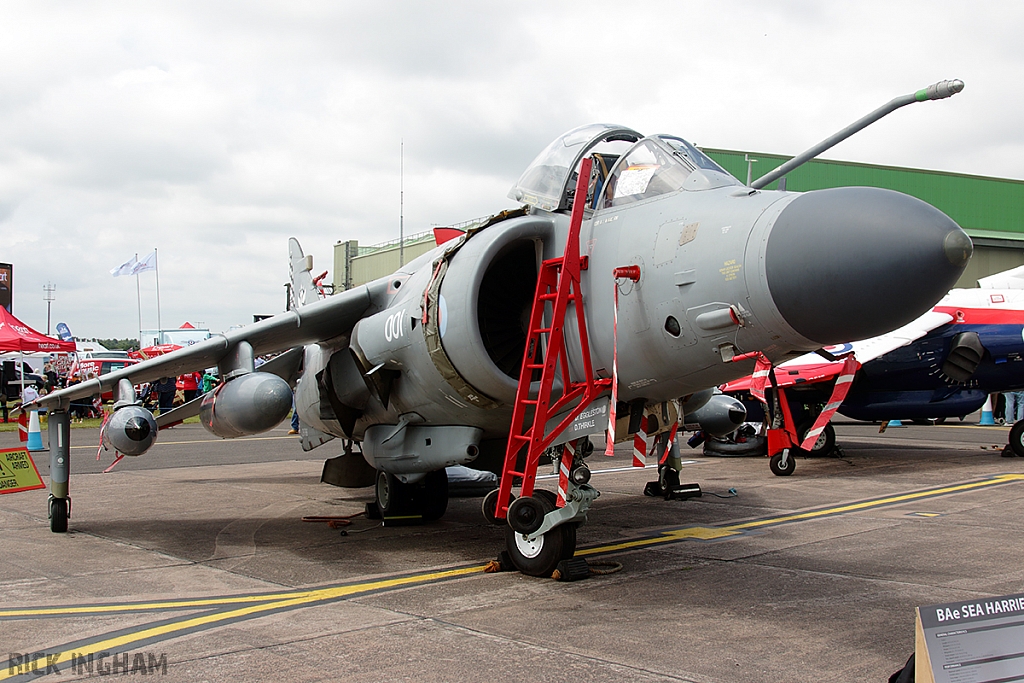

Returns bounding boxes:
[764,187,972,345]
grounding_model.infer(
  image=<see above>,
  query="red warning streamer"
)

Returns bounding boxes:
[798,354,860,451]
[632,415,648,467]
[556,441,575,508]
[607,266,641,457]
[660,421,679,465]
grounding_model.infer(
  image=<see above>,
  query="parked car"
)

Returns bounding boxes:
[68,357,140,401]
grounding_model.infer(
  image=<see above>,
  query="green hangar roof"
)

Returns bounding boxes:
[702,149,1024,245]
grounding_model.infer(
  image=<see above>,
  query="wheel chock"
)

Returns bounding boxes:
[382,514,423,527]
[552,557,590,582]
[667,483,702,500]
[643,481,664,497]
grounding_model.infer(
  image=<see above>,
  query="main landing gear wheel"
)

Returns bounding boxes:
[769,451,796,477]
[420,469,449,521]
[376,471,405,516]
[1009,421,1024,457]
[376,469,450,521]
[49,497,68,533]
[504,489,576,577]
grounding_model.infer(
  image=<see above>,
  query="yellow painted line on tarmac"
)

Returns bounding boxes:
[581,473,1024,556]
[7,473,1024,619]
[0,565,485,682]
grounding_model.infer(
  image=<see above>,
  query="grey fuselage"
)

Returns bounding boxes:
[296,176,969,457]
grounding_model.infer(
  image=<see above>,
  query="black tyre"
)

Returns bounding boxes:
[769,451,796,477]
[482,489,515,525]
[659,467,680,499]
[531,489,558,509]
[375,471,410,516]
[49,497,68,533]
[1010,421,1024,457]
[530,490,576,559]
[504,491,576,576]
[420,469,449,521]
[794,421,836,457]
[702,435,767,457]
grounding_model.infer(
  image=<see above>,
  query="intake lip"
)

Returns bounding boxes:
[765,187,971,345]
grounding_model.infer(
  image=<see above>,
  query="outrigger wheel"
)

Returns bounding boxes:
[504,490,577,577]
[48,496,69,533]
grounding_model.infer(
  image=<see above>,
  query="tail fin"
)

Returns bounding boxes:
[288,238,322,308]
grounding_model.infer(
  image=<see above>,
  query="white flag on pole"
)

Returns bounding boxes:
[131,250,157,275]
[110,255,138,277]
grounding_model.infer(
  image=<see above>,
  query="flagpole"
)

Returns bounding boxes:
[135,252,142,348]
[154,247,162,340]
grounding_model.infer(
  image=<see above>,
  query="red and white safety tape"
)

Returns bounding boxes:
[605,279,621,456]
[632,415,648,467]
[798,355,860,451]
[556,441,575,507]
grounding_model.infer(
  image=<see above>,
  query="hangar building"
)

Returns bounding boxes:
[333,151,1024,292]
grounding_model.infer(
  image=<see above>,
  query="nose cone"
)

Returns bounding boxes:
[765,187,971,345]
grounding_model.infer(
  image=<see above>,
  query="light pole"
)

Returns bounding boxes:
[43,282,56,335]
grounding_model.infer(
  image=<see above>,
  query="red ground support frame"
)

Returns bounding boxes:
[494,157,612,519]
[731,350,859,476]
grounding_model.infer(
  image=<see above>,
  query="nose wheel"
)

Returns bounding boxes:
[769,450,796,476]
[503,489,577,577]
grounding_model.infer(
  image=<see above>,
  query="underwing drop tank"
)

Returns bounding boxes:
[200,372,293,438]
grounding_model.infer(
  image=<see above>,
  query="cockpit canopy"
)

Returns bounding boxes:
[509,123,739,213]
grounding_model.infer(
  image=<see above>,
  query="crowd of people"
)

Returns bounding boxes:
[0,360,223,422]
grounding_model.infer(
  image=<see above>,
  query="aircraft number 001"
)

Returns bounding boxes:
[385,310,406,342]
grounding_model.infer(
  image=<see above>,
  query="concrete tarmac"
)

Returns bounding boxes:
[1,420,1023,682]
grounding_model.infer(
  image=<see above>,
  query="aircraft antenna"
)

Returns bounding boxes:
[400,139,404,267]
[751,79,964,190]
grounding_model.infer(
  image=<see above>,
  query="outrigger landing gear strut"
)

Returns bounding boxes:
[47,409,71,533]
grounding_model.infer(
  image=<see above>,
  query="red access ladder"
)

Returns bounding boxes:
[494,157,612,519]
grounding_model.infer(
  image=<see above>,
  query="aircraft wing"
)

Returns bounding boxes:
[978,265,1024,289]
[33,279,386,410]
[722,309,954,392]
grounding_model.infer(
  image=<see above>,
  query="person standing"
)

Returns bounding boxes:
[1007,389,1024,424]
[153,377,177,415]
[178,372,200,403]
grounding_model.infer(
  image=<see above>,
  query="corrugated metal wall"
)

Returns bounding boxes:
[703,149,1024,238]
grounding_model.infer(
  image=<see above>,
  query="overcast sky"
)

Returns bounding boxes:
[1,1,1019,341]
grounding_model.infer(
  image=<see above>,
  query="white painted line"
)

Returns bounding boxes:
[537,460,699,480]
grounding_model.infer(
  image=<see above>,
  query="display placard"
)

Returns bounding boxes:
[916,593,1024,682]
[0,447,45,494]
